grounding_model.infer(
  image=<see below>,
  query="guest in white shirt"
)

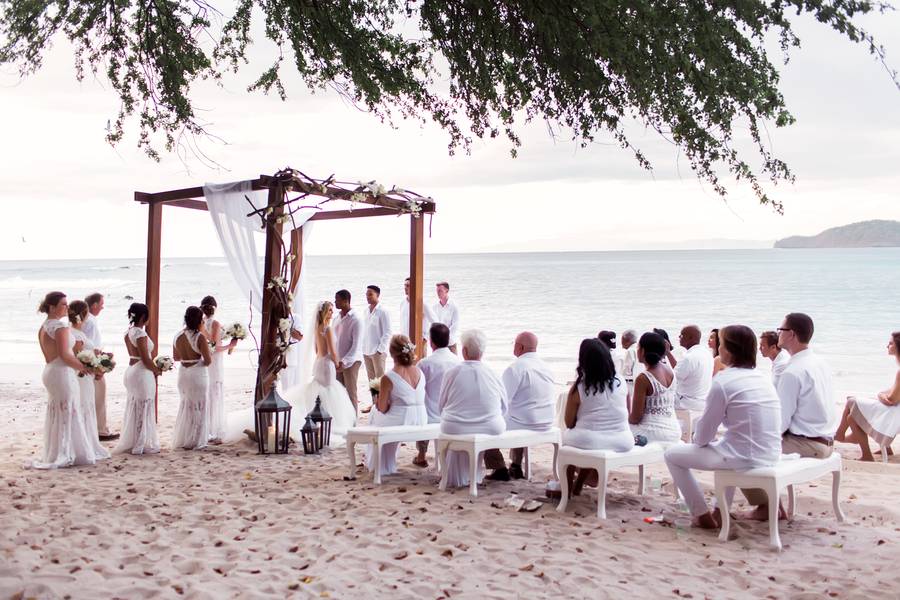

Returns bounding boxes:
[400,277,436,349]
[438,329,508,488]
[743,312,836,520]
[413,323,461,466]
[673,325,714,412]
[432,281,460,354]
[334,289,364,414]
[621,329,641,405]
[83,292,118,441]
[362,285,391,382]
[665,325,782,529]
[484,332,556,481]
[759,330,790,388]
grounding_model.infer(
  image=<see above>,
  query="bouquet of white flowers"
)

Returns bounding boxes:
[225,322,247,340]
[76,349,100,376]
[154,355,174,373]
[368,378,381,398]
[96,352,116,374]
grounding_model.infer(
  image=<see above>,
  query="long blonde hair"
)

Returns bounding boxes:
[317,301,333,330]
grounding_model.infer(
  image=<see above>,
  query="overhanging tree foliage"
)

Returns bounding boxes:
[1,0,896,210]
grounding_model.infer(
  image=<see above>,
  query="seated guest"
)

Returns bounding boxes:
[743,312,836,520]
[438,329,508,488]
[665,325,782,528]
[709,329,726,376]
[414,323,461,467]
[598,330,625,375]
[484,332,556,481]
[367,335,427,476]
[759,330,790,387]
[673,325,714,412]
[835,331,900,461]
[621,329,640,404]
[563,338,633,495]
[654,328,675,364]
[629,332,681,443]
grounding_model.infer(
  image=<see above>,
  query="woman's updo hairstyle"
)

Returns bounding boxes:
[184,306,204,331]
[316,301,333,327]
[38,291,66,314]
[68,300,89,325]
[200,295,217,317]
[128,302,150,326]
[389,334,416,367]
[597,330,617,349]
[639,332,667,367]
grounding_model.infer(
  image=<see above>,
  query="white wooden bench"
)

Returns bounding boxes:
[556,443,670,518]
[345,424,441,484]
[437,428,561,497]
[714,452,845,551]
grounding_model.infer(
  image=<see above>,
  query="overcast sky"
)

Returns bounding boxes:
[1,7,898,260]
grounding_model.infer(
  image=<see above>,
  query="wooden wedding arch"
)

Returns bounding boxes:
[135,168,436,411]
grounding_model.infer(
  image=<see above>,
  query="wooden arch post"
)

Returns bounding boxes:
[409,214,425,358]
[256,183,286,402]
[145,200,162,419]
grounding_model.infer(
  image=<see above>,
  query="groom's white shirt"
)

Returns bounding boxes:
[432,298,460,346]
[334,309,363,368]
[83,313,102,348]
[363,302,391,356]
[400,298,436,340]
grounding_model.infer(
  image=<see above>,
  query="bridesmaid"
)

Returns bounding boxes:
[709,328,726,376]
[68,299,111,460]
[33,291,96,469]
[115,303,162,455]
[200,296,235,444]
[173,306,212,450]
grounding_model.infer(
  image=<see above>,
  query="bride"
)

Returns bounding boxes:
[283,301,356,440]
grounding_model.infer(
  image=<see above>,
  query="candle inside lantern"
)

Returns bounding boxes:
[267,425,276,451]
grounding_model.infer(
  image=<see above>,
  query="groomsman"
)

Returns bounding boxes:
[363,285,391,381]
[759,330,790,387]
[400,277,435,349]
[83,292,118,441]
[334,289,363,414]
[432,281,460,354]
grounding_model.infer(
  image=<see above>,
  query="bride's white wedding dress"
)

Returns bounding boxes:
[283,326,356,442]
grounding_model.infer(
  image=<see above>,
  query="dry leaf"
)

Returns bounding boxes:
[519,564,534,572]
[393,551,408,560]
[441,549,453,558]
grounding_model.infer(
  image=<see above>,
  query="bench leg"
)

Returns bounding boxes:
[433,439,441,474]
[786,484,796,521]
[551,443,560,481]
[716,479,731,543]
[469,450,480,498]
[832,469,845,522]
[523,446,531,481]
[765,483,782,551]
[638,464,645,496]
[596,462,609,519]
[372,441,382,485]
[557,461,570,513]
[347,440,357,481]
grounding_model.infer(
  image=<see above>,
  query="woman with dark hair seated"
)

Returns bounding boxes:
[664,325,782,529]
[563,338,633,495]
[629,332,681,443]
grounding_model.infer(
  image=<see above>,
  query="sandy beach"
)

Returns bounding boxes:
[2,364,899,600]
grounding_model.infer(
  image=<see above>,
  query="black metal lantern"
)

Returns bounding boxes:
[307,397,332,450]
[300,416,319,454]
[254,387,292,454]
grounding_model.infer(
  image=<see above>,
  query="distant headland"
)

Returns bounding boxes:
[774,220,900,249]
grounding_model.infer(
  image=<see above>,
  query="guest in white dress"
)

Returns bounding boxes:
[563,338,634,495]
[114,303,162,455]
[759,331,790,388]
[32,292,96,469]
[835,331,900,461]
[68,300,111,460]
[665,325,782,529]
[172,306,213,450]
[709,328,726,376]
[484,332,557,481]
[200,296,237,443]
[414,323,461,467]
[629,332,681,443]
[366,335,427,476]
[597,330,625,375]
[438,330,508,488]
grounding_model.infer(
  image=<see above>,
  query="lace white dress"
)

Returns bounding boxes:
[70,329,111,460]
[114,326,161,455]
[172,329,210,450]
[367,369,427,476]
[32,319,96,469]
[205,318,226,441]
[283,326,356,442]
[631,370,682,443]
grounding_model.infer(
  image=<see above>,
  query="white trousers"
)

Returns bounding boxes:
[664,444,754,517]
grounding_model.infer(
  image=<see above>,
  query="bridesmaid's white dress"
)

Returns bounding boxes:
[366,369,427,476]
[114,327,161,455]
[70,329,111,460]
[205,318,226,441]
[172,329,210,450]
[32,319,96,469]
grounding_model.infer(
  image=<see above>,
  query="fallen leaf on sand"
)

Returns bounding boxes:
[394,551,408,560]
[243,472,253,480]
[302,576,315,584]
[441,549,453,558]
[519,564,534,572]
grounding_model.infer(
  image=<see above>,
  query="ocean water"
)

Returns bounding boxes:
[1,249,898,395]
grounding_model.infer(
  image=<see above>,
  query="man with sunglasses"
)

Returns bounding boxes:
[742,312,836,521]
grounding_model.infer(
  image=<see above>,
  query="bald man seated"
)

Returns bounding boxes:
[674,325,715,412]
[485,332,557,481]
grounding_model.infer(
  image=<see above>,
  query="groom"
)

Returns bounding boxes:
[334,289,363,414]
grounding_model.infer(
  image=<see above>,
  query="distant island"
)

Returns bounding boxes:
[774,220,900,249]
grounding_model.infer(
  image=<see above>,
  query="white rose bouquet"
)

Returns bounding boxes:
[76,349,100,377]
[154,355,174,373]
[96,352,116,374]
[225,322,247,340]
